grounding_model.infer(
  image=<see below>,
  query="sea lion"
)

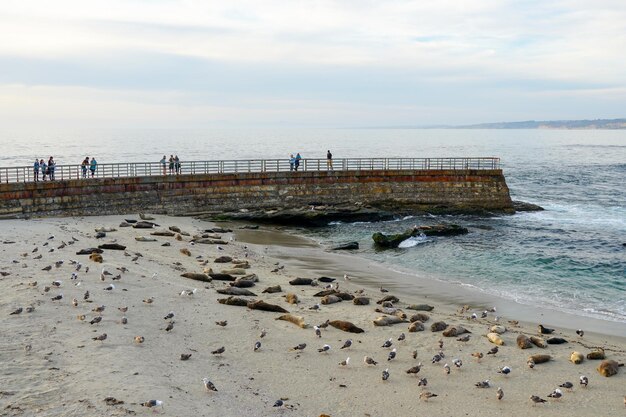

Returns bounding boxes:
[373,316,406,326]
[215,287,256,296]
[262,285,282,294]
[220,268,246,276]
[329,320,364,333]
[289,277,314,285]
[335,292,355,301]
[314,289,338,297]
[321,295,342,305]
[442,326,470,337]
[410,313,430,323]
[208,272,236,281]
[430,321,448,332]
[407,304,434,311]
[546,337,568,344]
[230,279,255,288]
[134,236,157,242]
[516,334,533,349]
[76,248,104,255]
[169,226,182,233]
[275,314,308,329]
[586,348,605,360]
[570,351,584,364]
[247,300,289,313]
[180,248,191,256]
[528,354,552,364]
[284,293,299,304]
[490,325,507,334]
[95,227,117,233]
[139,213,155,220]
[487,332,505,346]
[377,295,400,304]
[217,297,249,307]
[353,297,370,305]
[98,243,126,250]
[530,336,547,348]
[180,272,212,282]
[89,253,103,263]
[232,262,250,269]
[597,360,623,377]
[151,231,175,237]
[214,256,233,263]
[408,321,425,332]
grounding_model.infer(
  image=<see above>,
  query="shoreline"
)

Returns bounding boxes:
[233,225,626,338]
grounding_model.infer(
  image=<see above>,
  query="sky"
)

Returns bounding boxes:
[0,0,625,128]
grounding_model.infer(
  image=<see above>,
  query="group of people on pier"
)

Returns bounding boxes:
[32,157,56,181]
[288,150,333,171]
[160,155,181,175]
[81,157,98,178]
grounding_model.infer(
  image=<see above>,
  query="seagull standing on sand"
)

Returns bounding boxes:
[202,378,218,392]
[498,366,511,376]
[340,339,352,349]
[254,341,261,351]
[388,348,397,361]
[579,375,588,388]
[339,357,350,367]
[141,400,164,411]
[317,344,331,353]
[381,338,393,348]
[382,368,390,381]
[548,389,563,400]
[496,387,504,400]
[364,356,378,366]
[443,363,451,374]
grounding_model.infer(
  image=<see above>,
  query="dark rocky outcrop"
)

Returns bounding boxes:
[331,241,359,250]
[512,200,544,212]
[373,224,468,248]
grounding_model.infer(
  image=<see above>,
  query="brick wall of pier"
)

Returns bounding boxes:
[0,170,513,218]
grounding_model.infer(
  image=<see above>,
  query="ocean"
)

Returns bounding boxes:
[1,127,625,324]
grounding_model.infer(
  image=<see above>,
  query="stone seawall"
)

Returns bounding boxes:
[0,169,513,219]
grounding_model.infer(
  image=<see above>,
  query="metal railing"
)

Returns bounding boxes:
[0,157,500,184]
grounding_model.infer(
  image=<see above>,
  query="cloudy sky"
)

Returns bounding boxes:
[1,0,625,128]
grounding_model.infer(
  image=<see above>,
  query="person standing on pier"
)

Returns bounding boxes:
[289,154,295,171]
[160,155,167,175]
[48,157,56,180]
[169,155,175,174]
[81,157,89,178]
[33,159,40,181]
[40,159,47,181]
[90,157,97,178]
[174,155,181,174]
[295,153,302,171]
[326,150,333,170]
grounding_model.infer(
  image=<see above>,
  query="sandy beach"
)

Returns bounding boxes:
[1,214,624,417]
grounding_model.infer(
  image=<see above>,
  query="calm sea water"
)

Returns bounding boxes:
[1,128,625,323]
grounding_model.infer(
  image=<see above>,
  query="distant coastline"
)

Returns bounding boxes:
[361,118,626,130]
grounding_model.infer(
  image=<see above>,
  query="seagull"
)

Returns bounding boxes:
[211,346,225,355]
[443,363,451,374]
[438,339,444,349]
[52,280,62,287]
[471,352,483,362]
[481,310,488,318]
[84,291,90,300]
[559,381,574,391]
[92,305,106,313]
[180,289,196,296]
[380,286,389,293]
[164,311,175,320]
[576,329,584,337]
[317,344,331,353]
[55,260,64,268]
[471,313,477,319]
[90,316,102,325]
[487,346,499,355]
[340,339,352,349]
[498,366,511,375]
[71,272,78,280]
[25,306,35,313]
[398,333,406,341]
[432,353,443,364]
[418,378,428,387]
[364,356,378,366]
[453,358,463,369]
[202,378,218,392]
[42,265,52,271]
[419,391,437,402]
[9,307,23,315]
[141,400,163,410]
[343,274,350,281]
[314,326,322,338]
[215,320,227,327]
[121,316,128,324]
[496,387,504,400]
[406,363,422,375]
[143,297,155,304]
[273,400,284,408]
[382,368,390,381]
[381,338,393,348]
[134,336,145,344]
[530,395,547,405]
[579,375,588,388]
[165,321,175,332]
[475,380,490,388]
[51,294,63,301]
[339,357,350,367]
[103,284,115,291]
[309,303,321,311]
[290,343,306,351]
[180,353,192,360]
[412,350,418,359]
[388,348,397,361]
[92,333,107,341]
[259,328,267,338]
[548,389,563,400]
[118,306,128,313]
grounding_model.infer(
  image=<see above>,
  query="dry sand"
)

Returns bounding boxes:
[0,214,624,417]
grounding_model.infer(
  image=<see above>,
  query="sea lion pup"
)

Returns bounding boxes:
[442,326,470,337]
[353,297,370,305]
[530,336,547,348]
[528,354,552,364]
[329,320,364,333]
[597,360,623,377]
[376,295,400,304]
[283,293,299,304]
[89,253,103,263]
[430,321,448,332]
[180,272,212,282]
[516,334,533,349]
[410,313,430,322]
[373,315,406,327]
[586,348,605,360]
[407,304,434,311]
[217,297,249,307]
[490,325,507,334]
[321,295,342,305]
[408,321,425,332]
[487,332,505,346]
[262,285,282,294]
[570,351,584,364]
[247,300,289,313]
[275,314,308,329]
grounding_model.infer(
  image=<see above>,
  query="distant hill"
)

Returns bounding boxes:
[456,118,626,129]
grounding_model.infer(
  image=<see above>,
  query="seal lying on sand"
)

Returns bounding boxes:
[329,320,364,333]
[597,360,623,377]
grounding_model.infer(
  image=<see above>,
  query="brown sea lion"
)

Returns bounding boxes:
[516,334,533,349]
[284,293,299,304]
[321,295,342,305]
[430,321,448,332]
[597,360,623,377]
[570,351,584,364]
[487,332,505,346]
[410,313,430,323]
[214,256,233,263]
[407,304,434,311]
[442,326,470,337]
[220,268,246,275]
[247,300,289,313]
[352,297,370,305]
[335,292,355,301]
[528,354,552,364]
[314,289,338,297]
[180,272,212,282]
[373,316,406,326]
[230,278,255,288]
[262,285,282,294]
[276,314,308,329]
[89,253,103,263]
[408,321,425,332]
[151,231,175,236]
[217,297,249,307]
[586,348,605,360]
[530,336,547,348]
[329,320,364,333]
[215,287,256,296]
[377,295,400,304]
[289,277,314,285]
